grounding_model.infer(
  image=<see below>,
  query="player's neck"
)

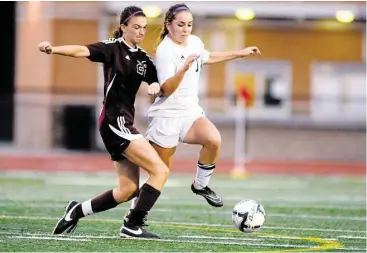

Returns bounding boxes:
[122,36,137,49]
[168,34,187,47]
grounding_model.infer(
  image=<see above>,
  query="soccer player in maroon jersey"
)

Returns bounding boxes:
[38,6,168,239]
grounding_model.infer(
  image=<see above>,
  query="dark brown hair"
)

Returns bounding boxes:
[111,6,146,39]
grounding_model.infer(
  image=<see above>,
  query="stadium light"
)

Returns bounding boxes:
[235,8,255,21]
[335,10,354,23]
[143,6,162,19]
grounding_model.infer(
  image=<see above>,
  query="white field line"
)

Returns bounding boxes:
[5,232,367,251]
[4,232,310,248]
[0,202,364,221]
[338,235,367,240]
[44,179,363,192]
[177,235,259,241]
[335,247,367,251]
[0,214,365,234]
[10,235,90,242]
[151,208,367,221]
[178,235,338,241]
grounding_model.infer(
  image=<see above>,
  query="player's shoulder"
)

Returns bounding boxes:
[100,37,122,45]
[155,39,174,58]
[188,34,203,45]
[137,46,154,62]
[156,37,172,51]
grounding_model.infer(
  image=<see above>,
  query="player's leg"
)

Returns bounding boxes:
[146,116,180,169]
[120,136,170,239]
[182,115,223,207]
[53,118,141,235]
[128,116,179,210]
[53,159,140,235]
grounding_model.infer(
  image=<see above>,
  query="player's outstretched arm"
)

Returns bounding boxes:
[38,41,90,58]
[205,46,261,65]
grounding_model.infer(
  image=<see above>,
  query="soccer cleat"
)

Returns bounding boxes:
[52,200,80,235]
[191,183,223,207]
[120,209,160,239]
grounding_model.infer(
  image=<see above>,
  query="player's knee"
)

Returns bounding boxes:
[151,159,170,180]
[115,181,138,202]
[126,188,139,202]
[205,133,222,151]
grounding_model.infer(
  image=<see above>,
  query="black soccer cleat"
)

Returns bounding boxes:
[52,200,80,235]
[191,183,223,207]
[120,209,160,239]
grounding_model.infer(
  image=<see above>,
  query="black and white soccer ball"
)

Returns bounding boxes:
[232,199,266,233]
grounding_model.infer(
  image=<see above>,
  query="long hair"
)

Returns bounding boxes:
[156,4,190,47]
[110,6,146,39]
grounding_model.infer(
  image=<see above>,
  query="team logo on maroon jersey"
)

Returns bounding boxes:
[136,60,147,77]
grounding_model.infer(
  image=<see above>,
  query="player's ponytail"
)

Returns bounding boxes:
[111,28,123,39]
[156,26,169,46]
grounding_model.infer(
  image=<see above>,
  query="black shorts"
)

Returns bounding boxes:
[99,116,141,161]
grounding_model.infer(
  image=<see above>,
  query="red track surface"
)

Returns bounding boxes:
[0,154,365,175]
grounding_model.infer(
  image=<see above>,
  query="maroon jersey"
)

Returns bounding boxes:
[86,37,158,128]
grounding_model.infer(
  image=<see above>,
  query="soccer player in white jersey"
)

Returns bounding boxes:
[145,3,261,207]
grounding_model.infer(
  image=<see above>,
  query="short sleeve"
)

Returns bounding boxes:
[155,47,176,85]
[199,38,210,64]
[202,48,210,64]
[85,40,114,64]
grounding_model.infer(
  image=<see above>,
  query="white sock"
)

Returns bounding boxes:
[81,200,93,217]
[193,161,216,189]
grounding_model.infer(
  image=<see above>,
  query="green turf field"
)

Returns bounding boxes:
[0,171,365,252]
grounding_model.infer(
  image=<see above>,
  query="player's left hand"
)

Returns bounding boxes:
[239,47,261,57]
[148,82,161,96]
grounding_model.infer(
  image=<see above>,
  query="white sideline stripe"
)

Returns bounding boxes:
[1,201,363,221]
[150,209,366,221]
[7,234,367,251]
[259,225,365,234]
[3,228,367,251]
[178,235,259,241]
[178,235,337,241]
[338,235,367,239]
[258,235,337,241]
[336,247,367,251]
[10,235,90,242]
[5,232,119,239]
[4,233,311,248]
[0,215,365,234]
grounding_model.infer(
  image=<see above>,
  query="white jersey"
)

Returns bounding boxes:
[146,35,210,117]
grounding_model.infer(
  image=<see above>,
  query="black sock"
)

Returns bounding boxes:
[74,190,118,219]
[133,183,161,213]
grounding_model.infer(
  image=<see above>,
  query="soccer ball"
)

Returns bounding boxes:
[232,199,266,233]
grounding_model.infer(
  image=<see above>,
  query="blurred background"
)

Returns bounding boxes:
[0,1,365,174]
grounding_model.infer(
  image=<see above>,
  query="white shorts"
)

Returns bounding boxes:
[146,110,205,148]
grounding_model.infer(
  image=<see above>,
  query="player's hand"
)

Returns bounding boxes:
[182,54,200,71]
[38,41,53,54]
[148,82,161,96]
[238,46,261,57]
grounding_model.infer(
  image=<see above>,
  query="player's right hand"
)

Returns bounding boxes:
[38,41,53,54]
[183,54,200,71]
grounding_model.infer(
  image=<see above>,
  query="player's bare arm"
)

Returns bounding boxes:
[205,46,261,65]
[38,41,90,57]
